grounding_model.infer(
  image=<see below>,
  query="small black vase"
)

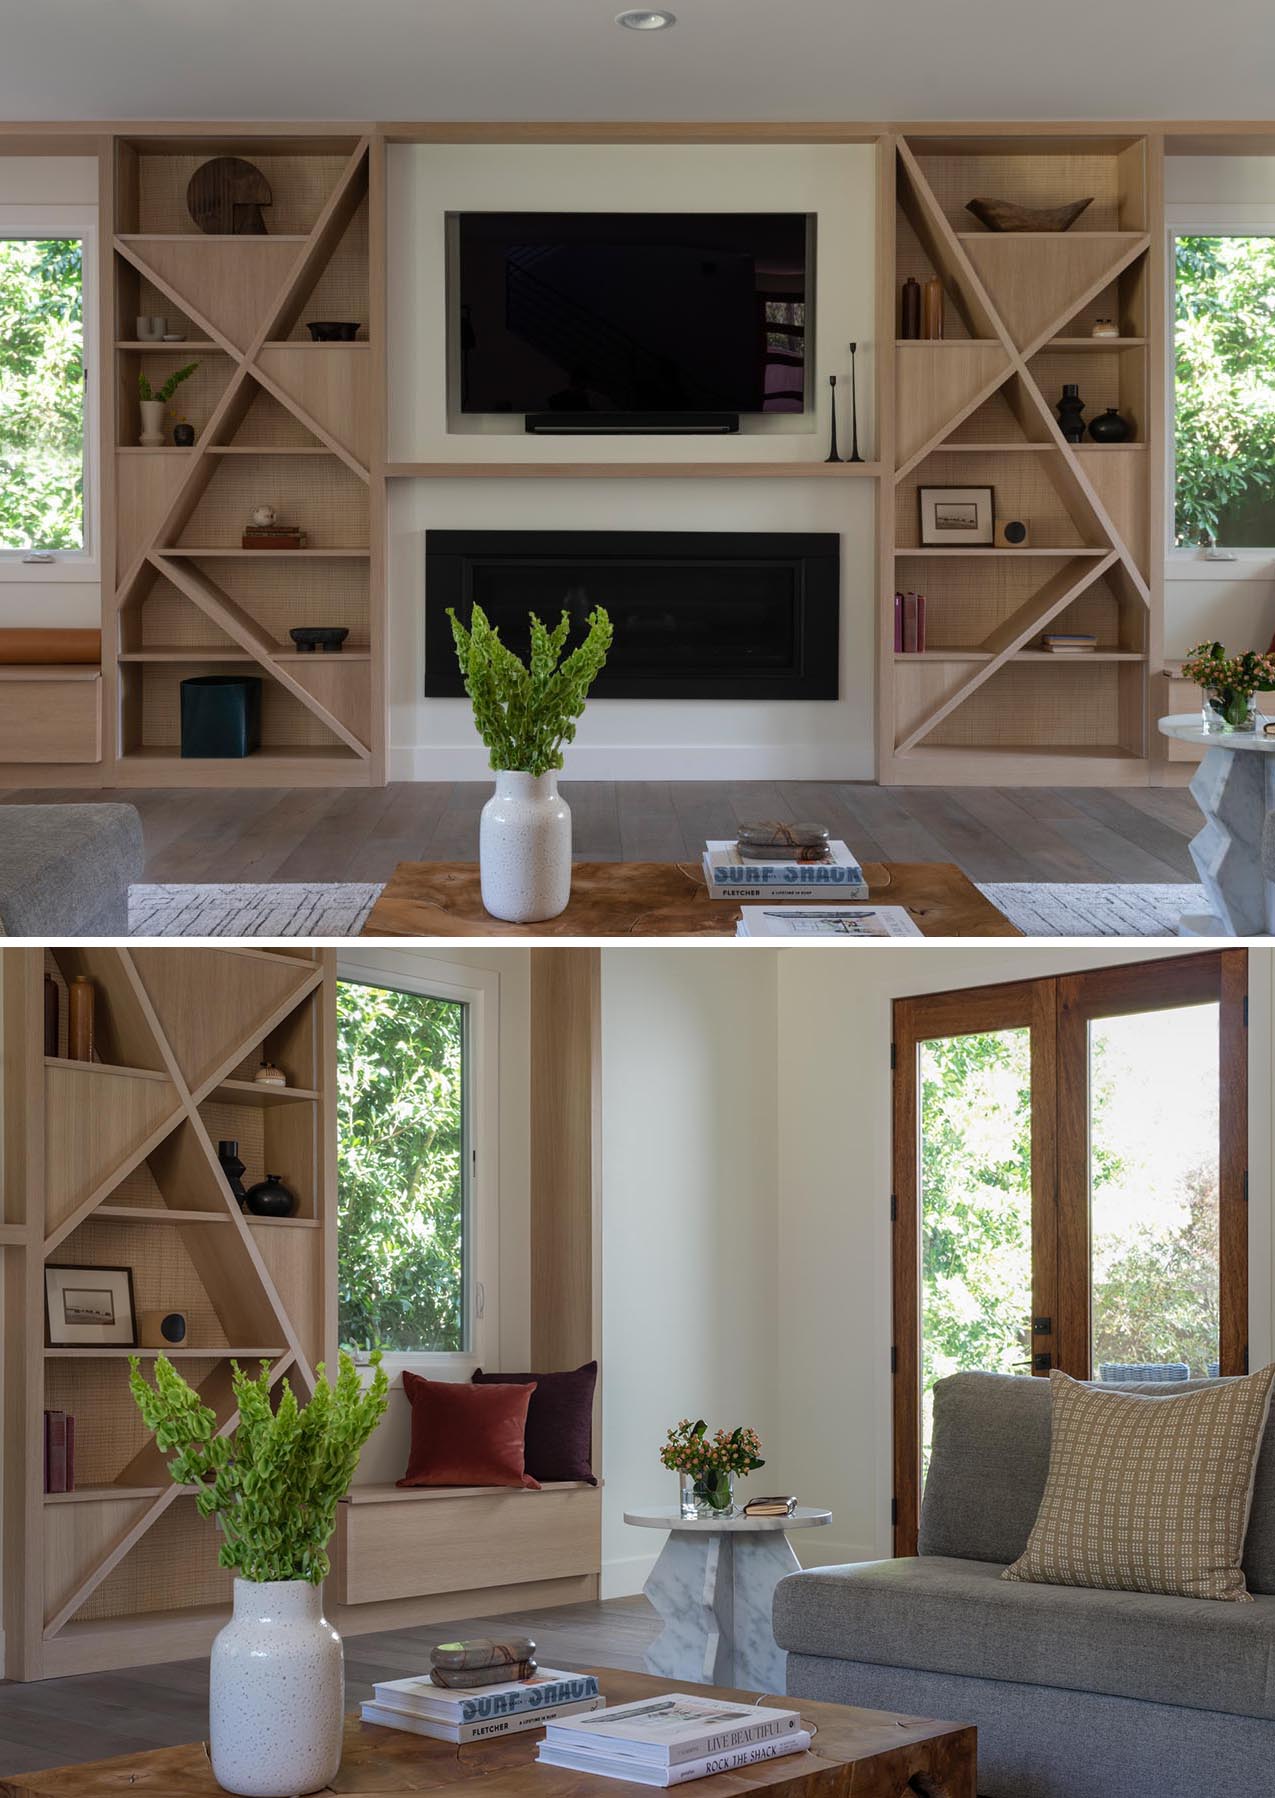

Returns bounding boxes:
[218,1139,247,1209]
[172,422,196,447]
[1087,406,1132,444]
[244,1172,296,1218]
[1057,384,1086,444]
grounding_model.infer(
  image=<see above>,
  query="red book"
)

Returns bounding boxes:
[65,1415,75,1494]
[893,592,904,653]
[916,593,927,654]
[44,1411,67,1494]
[903,591,919,654]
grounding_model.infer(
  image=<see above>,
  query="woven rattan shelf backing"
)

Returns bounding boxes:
[177,455,369,550]
[136,153,350,237]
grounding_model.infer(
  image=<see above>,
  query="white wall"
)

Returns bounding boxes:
[0,158,100,629]
[774,942,1275,1568]
[385,143,878,781]
[1163,155,1275,655]
[599,946,780,1597]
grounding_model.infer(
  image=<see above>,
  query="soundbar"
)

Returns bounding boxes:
[524,412,740,435]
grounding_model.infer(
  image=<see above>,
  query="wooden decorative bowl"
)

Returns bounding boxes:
[965,196,1093,233]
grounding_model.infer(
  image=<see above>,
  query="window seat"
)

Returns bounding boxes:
[0,664,101,763]
[332,1478,602,1611]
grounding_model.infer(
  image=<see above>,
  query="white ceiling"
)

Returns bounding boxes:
[2,0,1273,126]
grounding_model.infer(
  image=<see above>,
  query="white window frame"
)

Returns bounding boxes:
[335,948,500,1382]
[1165,203,1275,577]
[0,203,98,580]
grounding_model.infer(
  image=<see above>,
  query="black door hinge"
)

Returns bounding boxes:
[891,1345,898,1374]
[890,1042,897,1071]
[890,1193,898,1222]
[1033,1316,1053,1335]
[1034,1352,1052,1372]
[1243,1169,1249,1203]
[891,1496,898,1527]
[1243,994,1249,1028]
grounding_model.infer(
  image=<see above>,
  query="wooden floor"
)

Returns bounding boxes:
[0,1595,659,1777]
[0,781,1204,887]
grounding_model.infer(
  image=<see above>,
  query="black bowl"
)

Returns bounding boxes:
[306,320,360,342]
[289,627,349,654]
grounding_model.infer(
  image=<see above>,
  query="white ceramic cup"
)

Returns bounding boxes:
[135,316,166,341]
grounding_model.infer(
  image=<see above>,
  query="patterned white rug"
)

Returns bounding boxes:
[127,880,1207,938]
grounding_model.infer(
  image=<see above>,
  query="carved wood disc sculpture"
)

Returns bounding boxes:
[187,156,273,235]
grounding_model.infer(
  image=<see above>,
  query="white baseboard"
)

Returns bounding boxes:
[389,745,873,782]
[601,1550,659,1599]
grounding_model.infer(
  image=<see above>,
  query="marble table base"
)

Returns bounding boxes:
[1184,748,1275,936]
[642,1529,799,1691]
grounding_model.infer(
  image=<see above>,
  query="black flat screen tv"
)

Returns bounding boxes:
[454,211,811,418]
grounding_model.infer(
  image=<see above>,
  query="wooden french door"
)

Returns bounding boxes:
[891,951,1248,1555]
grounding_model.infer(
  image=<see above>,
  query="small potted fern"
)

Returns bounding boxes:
[138,361,198,446]
[448,602,612,922]
[130,1350,388,1798]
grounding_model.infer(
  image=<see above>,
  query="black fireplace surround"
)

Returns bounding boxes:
[425,530,839,701]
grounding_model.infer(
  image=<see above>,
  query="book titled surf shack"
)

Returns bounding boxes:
[459,1673,599,1722]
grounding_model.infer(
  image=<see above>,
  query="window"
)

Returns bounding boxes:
[892,952,1248,1553]
[335,953,498,1367]
[0,210,94,564]
[1173,232,1275,548]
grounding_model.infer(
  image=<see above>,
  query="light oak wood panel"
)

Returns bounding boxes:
[43,1066,182,1234]
[253,344,372,469]
[43,1496,152,1626]
[894,345,1010,470]
[116,455,199,580]
[333,1485,602,1606]
[248,1221,322,1371]
[1075,444,1150,579]
[120,239,304,354]
[0,677,101,764]
[279,655,371,748]
[129,949,318,1094]
[961,233,1149,354]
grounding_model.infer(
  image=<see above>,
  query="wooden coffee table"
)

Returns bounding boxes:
[0,1668,976,1797]
[361,861,1017,937]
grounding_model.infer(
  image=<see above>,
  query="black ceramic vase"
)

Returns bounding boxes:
[1088,406,1132,444]
[1057,384,1086,444]
[218,1139,247,1209]
[244,1172,297,1218]
[172,422,196,447]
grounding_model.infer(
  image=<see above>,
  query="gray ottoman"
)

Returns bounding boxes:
[0,805,144,937]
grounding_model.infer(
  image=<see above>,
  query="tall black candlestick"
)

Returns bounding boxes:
[846,342,864,463]
[825,374,842,463]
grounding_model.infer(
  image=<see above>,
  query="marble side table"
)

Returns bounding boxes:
[1157,714,1275,935]
[624,1505,831,1690]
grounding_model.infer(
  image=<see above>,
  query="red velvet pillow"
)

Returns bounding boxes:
[398,1372,540,1489]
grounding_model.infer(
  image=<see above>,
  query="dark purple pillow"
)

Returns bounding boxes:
[472,1360,597,1484]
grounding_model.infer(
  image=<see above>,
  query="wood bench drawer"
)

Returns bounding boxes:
[0,671,101,763]
[333,1484,602,1606]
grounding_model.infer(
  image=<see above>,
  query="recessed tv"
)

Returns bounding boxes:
[454,211,812,421]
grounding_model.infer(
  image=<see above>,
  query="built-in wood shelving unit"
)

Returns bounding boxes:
[881,131,1157,784]
[105,132,385,787]
[2,946,336,1680]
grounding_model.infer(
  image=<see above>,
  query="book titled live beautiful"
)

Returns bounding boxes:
[541,1694,803,1767]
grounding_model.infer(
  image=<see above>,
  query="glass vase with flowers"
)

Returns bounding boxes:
[1181,640,1275,734]
[660,1417,765,1521]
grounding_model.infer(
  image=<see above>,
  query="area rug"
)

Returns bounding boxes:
[977,883,1204,937]
[129,884,383,938]
[128,880,1208,938]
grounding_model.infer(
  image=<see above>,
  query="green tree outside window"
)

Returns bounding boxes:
[0,238,84,552]
[336,980,467,1354]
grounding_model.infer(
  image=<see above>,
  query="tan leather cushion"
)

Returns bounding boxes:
[0,628,101,665]
[1004,1366,1275,1602]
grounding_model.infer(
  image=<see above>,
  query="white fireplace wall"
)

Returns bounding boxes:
[386,141,878,780]
[388,477,876,780]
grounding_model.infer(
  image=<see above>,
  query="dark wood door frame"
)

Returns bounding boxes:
[891,950,1249,1556]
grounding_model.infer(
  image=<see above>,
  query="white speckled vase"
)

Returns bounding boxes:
[209,1579,344,1798]
[479,770,572,923]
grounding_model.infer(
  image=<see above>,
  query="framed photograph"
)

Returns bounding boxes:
[919,485,995,547]
[45,1264,137,1348]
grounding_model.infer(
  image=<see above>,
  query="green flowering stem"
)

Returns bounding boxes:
[448,603,613,778]
[129,1349,389,1585]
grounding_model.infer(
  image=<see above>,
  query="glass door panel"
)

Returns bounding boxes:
[919,1027,1033,1474]
[1089,1002,1221,1382]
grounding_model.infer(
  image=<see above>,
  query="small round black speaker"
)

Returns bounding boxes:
[160,1312,187,1344]
[1001,519,1028,545]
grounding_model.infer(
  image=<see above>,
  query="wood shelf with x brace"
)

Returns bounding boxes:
[880,131,1157,785]
[1,945,338,1681]
[105,133,386,787]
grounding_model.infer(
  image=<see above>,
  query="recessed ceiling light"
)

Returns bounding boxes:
[616,9,677,28]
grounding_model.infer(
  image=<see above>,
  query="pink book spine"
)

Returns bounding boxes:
[45,1411,67,1494]
[65,1415,75,1494]
[893,592,904,653]
[916,593,927,655]
[903,591,918,654]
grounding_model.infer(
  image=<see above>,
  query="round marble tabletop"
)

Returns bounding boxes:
[1158,712,1275,752]
[623,1505,831,1532]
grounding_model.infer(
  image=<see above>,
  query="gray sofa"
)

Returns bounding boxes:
[0,804,143,936]
[774,1371,1275,1798]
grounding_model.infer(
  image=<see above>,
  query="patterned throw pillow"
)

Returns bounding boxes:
[1003,1366,1275,1602]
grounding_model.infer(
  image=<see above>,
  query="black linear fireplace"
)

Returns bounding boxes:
[424,530,839,701]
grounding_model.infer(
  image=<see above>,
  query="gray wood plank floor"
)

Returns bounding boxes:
[0,782,1203,887]
[0,1595,659,1777]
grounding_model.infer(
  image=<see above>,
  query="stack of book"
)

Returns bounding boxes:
[43,1409,75,1494]
[893,590,927,653]
[360,1667,603,1743]
[737,904,921,938]
[704,839,868,903]
[1041,631,1097,655]
[537,1693,811,1787]
[242,521,308,550]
